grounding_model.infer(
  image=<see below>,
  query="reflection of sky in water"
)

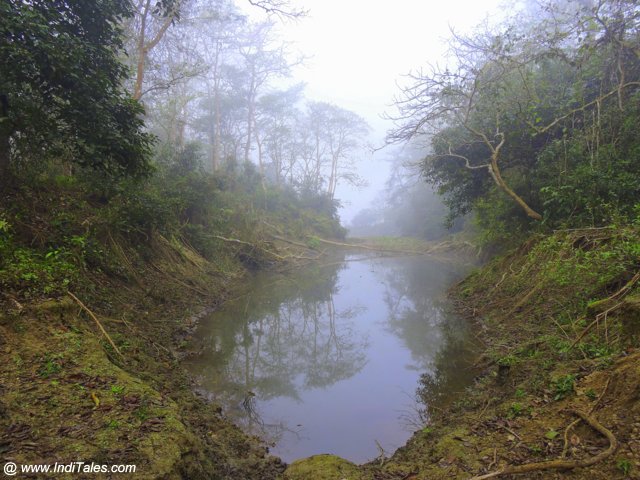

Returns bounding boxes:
[184,254,474,463]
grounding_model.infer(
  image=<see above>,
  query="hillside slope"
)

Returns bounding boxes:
[0,179,334,479]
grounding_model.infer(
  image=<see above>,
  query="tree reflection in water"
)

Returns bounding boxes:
[184,253,475,461]
[375,256,477,426]
[185,257,368,445]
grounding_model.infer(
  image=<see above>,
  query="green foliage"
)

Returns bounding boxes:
[106,420,121,430]
[507,402,526,418]
[544,429,559,440]
[579,341,613,359]
[0,0,153,177]
[528,444,543,455]
[0,223,79,296]
[552,374,576,400]
[473,186,535,248]
[110,385,125,395]
[0,135,347,300]
[307,237,321,249]
[497,354,519,367]
[134,405,150,422]
[38,353,64,378]
[523,231,639,300]
[617,458,633,476]
[536,106,640,228]
[406,3,640,243]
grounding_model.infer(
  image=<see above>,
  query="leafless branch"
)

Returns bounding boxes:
[246,0,308,20]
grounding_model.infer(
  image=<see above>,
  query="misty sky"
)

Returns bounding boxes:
[244,0,504,222]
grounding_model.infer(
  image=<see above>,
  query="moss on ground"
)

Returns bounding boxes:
[3,178,640,480]
[353,226,640,479]
[0,183,328,479]
[284,455,369,480]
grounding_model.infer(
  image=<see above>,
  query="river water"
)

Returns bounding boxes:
[184,252,476,463]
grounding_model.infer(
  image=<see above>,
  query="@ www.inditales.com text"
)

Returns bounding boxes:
[3,461,137,476]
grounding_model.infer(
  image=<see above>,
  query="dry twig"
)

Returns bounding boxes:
[67,292,125,362]
[469,410,617,479]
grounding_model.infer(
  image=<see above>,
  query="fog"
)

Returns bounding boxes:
[120,0,512,239]
[240,0,505,225]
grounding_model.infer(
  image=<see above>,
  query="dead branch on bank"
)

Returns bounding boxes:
[587,270,640,313]
[67,292,125,362]
[570,298,627,350]
[312,237,427,255]
[268,233,315,249]
[562,378,611,458]
[212,234,287,260]
[468,410,617,480]
[213,234,325,263]
[506,280,544,316]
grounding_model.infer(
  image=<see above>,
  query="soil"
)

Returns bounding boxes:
[2,229,638,480]
[0,236,287,479]
[283,230,640,479]
[353,230,640,480]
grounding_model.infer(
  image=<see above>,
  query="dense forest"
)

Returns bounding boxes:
[387,0,640,245]
[0,0,372,301]
[1,0,639,479]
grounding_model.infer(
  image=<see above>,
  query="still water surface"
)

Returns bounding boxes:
[184,253,476,463]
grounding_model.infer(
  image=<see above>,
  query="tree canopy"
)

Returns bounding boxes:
[0,0,153,180]
[388,0,640,241]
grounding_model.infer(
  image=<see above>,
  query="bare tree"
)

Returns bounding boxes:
[305,102,370,199]
[388,1,640,221]
[129,0,182,101]
[237,21,302,175]
[193,2,244,170]
[257,85,304,185]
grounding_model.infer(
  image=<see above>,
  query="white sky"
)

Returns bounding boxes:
[243,0,505,222]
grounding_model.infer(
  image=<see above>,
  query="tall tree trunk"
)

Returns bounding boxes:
[213,86,221,170]
[210,42,222,171]
[133,0,150,101]
[244,69,256,164]
[0,94,11,185]
[133,0,176,101]
[244,102,253,164]
[489,159,542,220]
[255,128,263,175]
[274,146,281,186]
[314,133,322,192]
[328,153,339,199]
[176,118,185,148]
[254,131,266,191]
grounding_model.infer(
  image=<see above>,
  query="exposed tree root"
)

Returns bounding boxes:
[108,231,145,288]
[587,270,640,313]
[568,270,640,350]
[469,410,617,480]
[570,300,624,350]
[506,280,544,315]
[493,272,508,290]
[563,378,611,458]
[148,261,210,296]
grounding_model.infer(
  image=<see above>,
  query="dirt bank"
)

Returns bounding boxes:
[0,232,297,479]
[285,227,640,479]
[3,226,638,479]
